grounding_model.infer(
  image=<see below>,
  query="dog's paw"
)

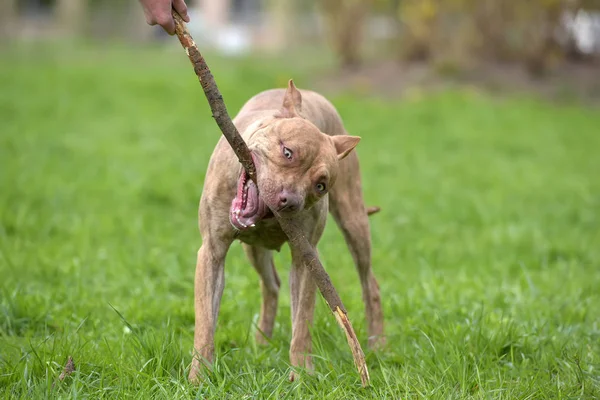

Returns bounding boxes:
[187,359,207,385]
[288,353,314,383]
[188,370,202,386]
[255,330,272,346]
[288,367,315,383]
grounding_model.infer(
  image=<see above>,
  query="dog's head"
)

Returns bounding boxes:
[229,80,360,230]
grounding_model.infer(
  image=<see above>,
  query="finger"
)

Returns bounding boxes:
[156,12,175,35]
[173,0,190,22]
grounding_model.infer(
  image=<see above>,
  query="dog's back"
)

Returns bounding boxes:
[235,88,348,139]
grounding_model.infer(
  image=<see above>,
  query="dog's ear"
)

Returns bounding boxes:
[331,135,361,160]
[277,79,302,118]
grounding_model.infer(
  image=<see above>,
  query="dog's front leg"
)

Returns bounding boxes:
[188,238,230,383]
[288,248,318,381]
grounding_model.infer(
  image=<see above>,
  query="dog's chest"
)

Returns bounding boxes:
[234,218,288,251]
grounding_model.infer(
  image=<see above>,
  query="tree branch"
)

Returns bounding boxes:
[172,15,256,182]
[172,11,369,387]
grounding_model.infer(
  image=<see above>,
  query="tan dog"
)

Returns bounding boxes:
[189,80,384,382]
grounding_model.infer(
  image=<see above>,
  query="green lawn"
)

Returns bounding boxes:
[1,43,599,399]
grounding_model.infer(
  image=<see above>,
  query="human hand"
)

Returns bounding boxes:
[138,0,190,35]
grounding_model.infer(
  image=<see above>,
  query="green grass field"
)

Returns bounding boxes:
[1,43,599,399]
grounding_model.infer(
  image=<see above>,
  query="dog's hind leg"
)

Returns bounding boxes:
[328,150,385,349]
[243,244,281,344]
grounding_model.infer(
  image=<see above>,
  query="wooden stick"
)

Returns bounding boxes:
[171,18,256,182]
[171,11,369,387]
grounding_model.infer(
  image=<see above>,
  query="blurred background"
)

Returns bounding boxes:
[2,1,600,397]
[1,0,599,101]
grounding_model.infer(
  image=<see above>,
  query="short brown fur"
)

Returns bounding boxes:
[189,80,384,382]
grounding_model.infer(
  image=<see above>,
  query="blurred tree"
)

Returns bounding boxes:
[55,0,88,35]
[396,0,438,61]
[318,0,370,68]
[386,0,597,75]
[516,0,565,75]
[470,0,511,61]
[86,0,151,40]
[0,0,18,42]
[264,0,296,51]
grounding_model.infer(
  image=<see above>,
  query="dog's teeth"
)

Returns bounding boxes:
[235,214,247,228]
[250,224,255,227]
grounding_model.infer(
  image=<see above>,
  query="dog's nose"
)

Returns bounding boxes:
[277,190,302,212]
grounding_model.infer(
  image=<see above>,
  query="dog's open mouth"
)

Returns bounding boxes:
[229,168,270,230]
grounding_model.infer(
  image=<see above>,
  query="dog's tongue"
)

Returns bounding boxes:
[242,180,259,217]
[230,170,267,230]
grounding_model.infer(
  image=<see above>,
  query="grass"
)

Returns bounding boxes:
[1,42,599,399]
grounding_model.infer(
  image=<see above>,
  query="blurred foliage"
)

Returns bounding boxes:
[324,0,599,74]
[318,0,371,67]
[388,0,598,75]
[4,0,598,75]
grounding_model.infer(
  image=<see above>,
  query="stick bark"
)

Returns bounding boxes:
[171,11,369,387]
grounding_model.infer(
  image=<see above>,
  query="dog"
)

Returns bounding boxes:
[188,80,384,382]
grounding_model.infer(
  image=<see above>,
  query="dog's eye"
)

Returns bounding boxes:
[282,146,293,160]
[316,182,326,193]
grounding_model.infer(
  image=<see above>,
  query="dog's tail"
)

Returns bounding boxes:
[367,206,380,216]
